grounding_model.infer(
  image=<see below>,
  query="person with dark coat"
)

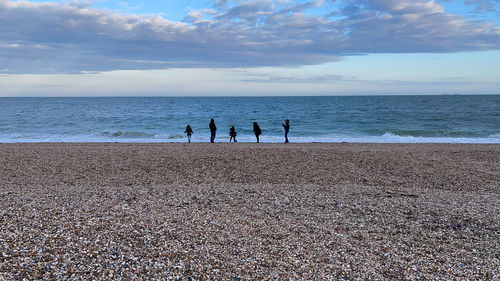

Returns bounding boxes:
[253,122,262,143]
[229,126,237,142]
[184,124,193,143]
[209,119,217,143]
[282,119,290,143]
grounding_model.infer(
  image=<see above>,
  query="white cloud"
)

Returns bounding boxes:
[0,0,499,73]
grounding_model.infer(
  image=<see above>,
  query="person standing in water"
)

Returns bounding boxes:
[209,119,217,143]
[253,122,262,143]
[184,125,193,143]
[229,126,237,142]
[282,119,290,143]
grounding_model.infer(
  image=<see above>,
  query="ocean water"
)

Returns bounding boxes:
[0,95,499,143]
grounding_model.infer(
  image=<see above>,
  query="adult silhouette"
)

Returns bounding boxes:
[253,122,261,143]
[282,119,290,143]
[209,119,217,143]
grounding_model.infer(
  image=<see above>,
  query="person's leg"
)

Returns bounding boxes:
[285,131,289,143]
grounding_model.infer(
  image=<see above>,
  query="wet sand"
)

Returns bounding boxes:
[0,143,499,279]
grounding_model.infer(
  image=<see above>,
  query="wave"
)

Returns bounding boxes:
[154,134,185,139]
[386,129,482,138]
[101,131,155,138]
[100,131,186,140]
[372,132,500,143]
[1,132,499,143]
[362,128,488,138]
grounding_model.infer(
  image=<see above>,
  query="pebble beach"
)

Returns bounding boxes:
[0,143,499,280]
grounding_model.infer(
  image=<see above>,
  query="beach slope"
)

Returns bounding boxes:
[0,143,499,279]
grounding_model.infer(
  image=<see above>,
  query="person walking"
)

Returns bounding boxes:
[209,119,217,143]
[184,124,193,143]
[229,126,237,142]
[253,122,262,143]
[282,119,290,143]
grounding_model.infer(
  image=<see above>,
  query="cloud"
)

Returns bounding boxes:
[367,0,445,14]
[0,0,499,73]
[238,71,348,83]
[216,1,275,23]
[464,0,500,13]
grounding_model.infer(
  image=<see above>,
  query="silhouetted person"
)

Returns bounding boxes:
[229,126,237,142]
[209,119,217,143]
[184,124,193,143]
[253,122,261,143]
[282,119,290,143]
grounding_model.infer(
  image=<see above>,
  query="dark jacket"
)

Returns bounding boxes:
[229,127,237,137]
[283,122,290,132]
[253,123,261,136]
[209,122,217,132]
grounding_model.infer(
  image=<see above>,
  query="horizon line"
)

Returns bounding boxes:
[1,93,499,98]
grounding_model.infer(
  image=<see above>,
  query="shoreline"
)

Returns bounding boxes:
[2,141,499,148]
[2,139,500,144]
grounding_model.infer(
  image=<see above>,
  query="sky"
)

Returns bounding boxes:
[1,0,499,96]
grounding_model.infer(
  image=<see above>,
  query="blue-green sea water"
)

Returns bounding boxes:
[0,95,499,143]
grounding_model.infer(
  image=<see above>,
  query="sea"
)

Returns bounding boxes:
[0,95,499,143]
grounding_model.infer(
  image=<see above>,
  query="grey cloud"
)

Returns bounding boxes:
[240,73,348,83]
[333,0,499,52]
[0,0,499,74]
[215,1,274,23]
[279,0,323,14]
[339,4,362,17]
[464,0,500,13]
[365,0,445,14]
[213,0,231,9]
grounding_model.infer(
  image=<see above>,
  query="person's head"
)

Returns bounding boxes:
[186,124,191,128]
[210,119,214,123]
[285,119,289,124]
[253,122,257,126]
[231,126,235,129]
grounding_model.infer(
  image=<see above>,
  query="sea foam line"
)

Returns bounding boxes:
[1,133,500,143]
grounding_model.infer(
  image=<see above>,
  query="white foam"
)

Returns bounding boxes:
[2,133,499,143]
